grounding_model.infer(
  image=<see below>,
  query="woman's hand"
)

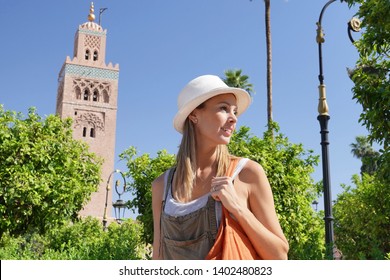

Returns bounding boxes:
[210,176,244,216]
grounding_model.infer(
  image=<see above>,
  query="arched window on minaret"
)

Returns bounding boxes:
[93,89,99,102]
[83,89,90,101]
[75,86,81,100]
[82,127,87,137]
[90,128,96,138]
[93,50,98,61]
[102,90,109,103]
[85,49,90,60]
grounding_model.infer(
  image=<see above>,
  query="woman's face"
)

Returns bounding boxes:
[190,93,238,146]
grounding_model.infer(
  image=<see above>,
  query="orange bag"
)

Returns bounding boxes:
[206,158,261,260]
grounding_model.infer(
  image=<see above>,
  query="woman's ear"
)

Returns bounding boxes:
[188,111,198,124]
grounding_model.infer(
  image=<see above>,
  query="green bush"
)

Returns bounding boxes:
[0,217,148,260]
[334,174,390,259]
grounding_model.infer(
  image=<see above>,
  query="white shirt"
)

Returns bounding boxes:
[164,158,249,218]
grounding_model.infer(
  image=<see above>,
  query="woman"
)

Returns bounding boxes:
[152,75,289,260]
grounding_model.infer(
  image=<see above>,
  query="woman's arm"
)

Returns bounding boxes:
[238,160,289,259]
[211,159,289,259]
[151,173,165,260]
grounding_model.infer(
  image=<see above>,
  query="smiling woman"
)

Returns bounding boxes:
[151,75,289,260]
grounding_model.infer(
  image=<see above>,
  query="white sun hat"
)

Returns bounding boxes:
[173,74,252,134]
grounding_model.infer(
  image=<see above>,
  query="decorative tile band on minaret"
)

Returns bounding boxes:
[78,28,107,36]
[64,64,119,80]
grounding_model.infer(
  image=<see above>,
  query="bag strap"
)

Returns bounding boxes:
[221,158,242,219]
[162,167,176,208]
[159,167,176,258]
[231,158,249,180]
[226,158,240,178]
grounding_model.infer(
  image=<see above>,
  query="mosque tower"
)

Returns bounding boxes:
[56,3,119,219]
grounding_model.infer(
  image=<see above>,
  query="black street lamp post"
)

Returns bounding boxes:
[315,0,361,259]
[316,0,337,259]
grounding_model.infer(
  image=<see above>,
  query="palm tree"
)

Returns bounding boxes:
[223,69,254,95]
[350,136,380,176]
[264,0,273,131]
[249,0,273,135]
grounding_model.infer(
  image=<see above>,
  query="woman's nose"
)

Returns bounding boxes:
[229,112,237,123]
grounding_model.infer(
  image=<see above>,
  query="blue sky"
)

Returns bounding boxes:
[0,0,372,213]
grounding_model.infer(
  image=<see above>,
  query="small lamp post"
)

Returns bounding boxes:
[312,200,319,212]
[112,172,127,224]
[103,170,127,230]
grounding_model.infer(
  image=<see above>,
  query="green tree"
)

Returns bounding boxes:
[120,125,325,259]
[331,1,390,259]
[344,0,390,180]
[0,106,102,238]
[333,174,390,259]
[350,135,380,175]
[223,69,254,95]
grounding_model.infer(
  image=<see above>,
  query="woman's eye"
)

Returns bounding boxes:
[220,106,228,112]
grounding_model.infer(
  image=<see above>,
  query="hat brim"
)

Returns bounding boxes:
[173,87,251,134]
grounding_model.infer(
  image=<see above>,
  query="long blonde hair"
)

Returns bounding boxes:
[174,118,232,201]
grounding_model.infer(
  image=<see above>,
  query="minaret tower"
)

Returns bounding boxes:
[56,3,119,218]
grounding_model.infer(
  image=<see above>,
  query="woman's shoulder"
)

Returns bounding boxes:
[238,157,264,171]
[237,158,267,182]
[152,171,166,186]
[152,167,176,190]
